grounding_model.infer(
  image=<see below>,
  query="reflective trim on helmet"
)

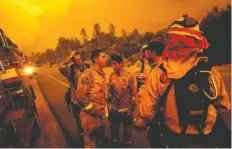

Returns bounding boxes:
[168,27,203,40]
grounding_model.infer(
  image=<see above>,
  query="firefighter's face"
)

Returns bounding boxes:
[73,54,82,65]
[95,52,108,68]
[111,60,122,71]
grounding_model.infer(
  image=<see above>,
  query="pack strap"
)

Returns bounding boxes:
[140,59,145,73]
[159,82,173,112]
[70,64,76,87]
[155,80,173,123]
[157,64,171,113]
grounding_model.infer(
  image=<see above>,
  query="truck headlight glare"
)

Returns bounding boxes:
[24,66,35,75]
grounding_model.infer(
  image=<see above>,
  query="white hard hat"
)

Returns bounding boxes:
[140,44,149,53]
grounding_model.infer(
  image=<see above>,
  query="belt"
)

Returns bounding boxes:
[117,108,130,113]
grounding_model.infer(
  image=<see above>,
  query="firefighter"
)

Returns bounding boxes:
[144,41,165,68]
[133,15,231,148]
[127,45,152,88]
[107,54,137,146]
[131,40,165,147]
[76,49,109,148]
[59,50,89,146]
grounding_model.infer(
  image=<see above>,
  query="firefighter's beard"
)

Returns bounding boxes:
[163,52,200,79]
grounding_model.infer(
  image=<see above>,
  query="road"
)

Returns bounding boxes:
[35,66,231,148]
[36,67,149,147]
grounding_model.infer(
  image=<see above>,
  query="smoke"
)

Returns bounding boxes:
[0,0,230,53]
[0,0,71,52]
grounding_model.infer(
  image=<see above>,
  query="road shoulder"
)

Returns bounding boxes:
[30,78,69,147]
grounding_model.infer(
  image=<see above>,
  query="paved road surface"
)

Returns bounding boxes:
[36,66,231,147]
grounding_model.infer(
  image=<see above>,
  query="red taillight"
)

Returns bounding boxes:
[3,76,22,86]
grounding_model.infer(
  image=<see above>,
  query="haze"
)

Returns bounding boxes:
[0,0,230,53]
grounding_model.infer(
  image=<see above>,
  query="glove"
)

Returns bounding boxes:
[132,111,149,131]
[108,104,117,113]
[132,116,149,131]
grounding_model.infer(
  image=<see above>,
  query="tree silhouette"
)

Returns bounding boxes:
[155,28,168,42]
[30,4,231,66]
[70,37,81,50]
[131,28,139,37]
[200,4,231,65]
[55,37,70,58]
[140,32,155,45]
[92,23,101,39]
[80,28,89,45]
[109,24,116,36]
[121,29,127,37]
[44,48,57,62]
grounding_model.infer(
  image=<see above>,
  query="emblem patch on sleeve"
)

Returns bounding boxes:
[81,77,89,85]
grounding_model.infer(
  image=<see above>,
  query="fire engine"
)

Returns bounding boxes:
[0,28,40,147]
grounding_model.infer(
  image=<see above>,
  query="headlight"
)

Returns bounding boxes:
[11,87,24,96]
[16,88,24,94]
[24,66,35,75]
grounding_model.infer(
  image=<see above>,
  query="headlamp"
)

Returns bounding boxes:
[24,66,35,75]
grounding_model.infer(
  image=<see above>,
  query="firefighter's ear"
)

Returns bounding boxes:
[144,50,150,58]
[93,56,98,63]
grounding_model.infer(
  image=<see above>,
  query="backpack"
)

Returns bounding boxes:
[148,61,212,147]
[149,61,231,147]
[174,61,211,134]
[70,63,90,88]
[65,63,90,106]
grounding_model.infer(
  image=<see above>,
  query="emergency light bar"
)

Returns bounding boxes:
[0,29,9,48]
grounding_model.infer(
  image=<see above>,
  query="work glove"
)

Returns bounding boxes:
[108,104,117,113]
[132,111,149,131]
[133,117,149,131]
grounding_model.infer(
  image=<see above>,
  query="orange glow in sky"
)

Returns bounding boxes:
[0,0,230,52]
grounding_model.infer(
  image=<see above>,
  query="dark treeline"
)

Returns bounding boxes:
[200,4,231,65]
[31,4,231,66]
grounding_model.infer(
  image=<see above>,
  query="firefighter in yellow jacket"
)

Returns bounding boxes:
[59,50,90,147]
[76,49,109,148]
[108,54,137,145]
[133,15,231,148]
[127,45,152,88]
